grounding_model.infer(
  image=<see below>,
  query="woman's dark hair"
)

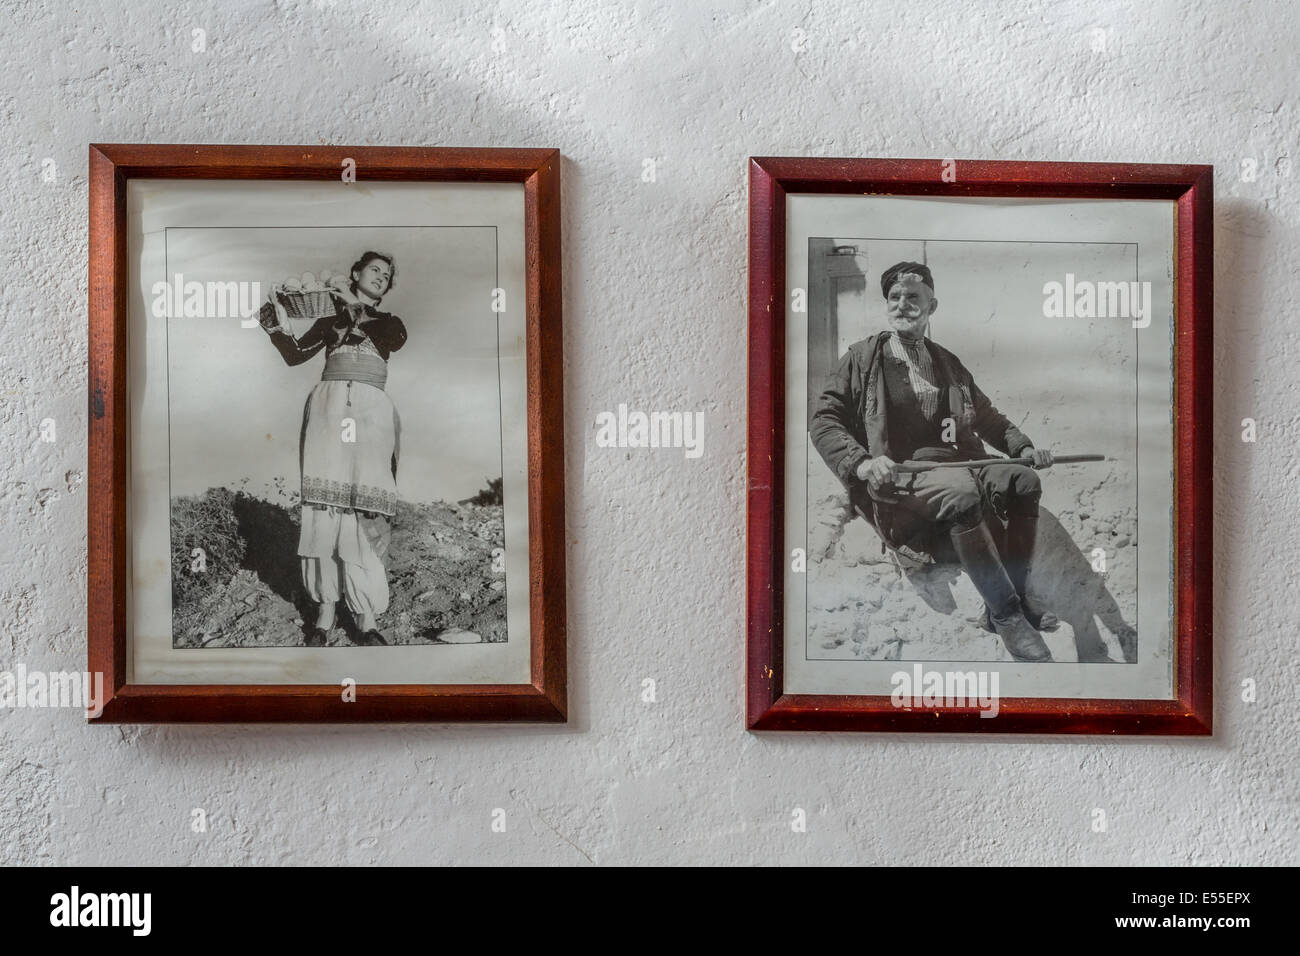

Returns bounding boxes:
[350,251,397,295]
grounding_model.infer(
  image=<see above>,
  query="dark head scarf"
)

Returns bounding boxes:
[880,261,934,298]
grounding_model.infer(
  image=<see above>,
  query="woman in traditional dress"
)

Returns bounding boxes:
[258,252,407,646]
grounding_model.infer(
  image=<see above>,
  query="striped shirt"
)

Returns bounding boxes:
[885,332,942,422]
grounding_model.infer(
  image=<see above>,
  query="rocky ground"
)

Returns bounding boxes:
[806,449,1143,664]
[170,479,507,648]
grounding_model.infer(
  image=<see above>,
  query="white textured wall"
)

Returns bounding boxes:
[1,0,1295,865]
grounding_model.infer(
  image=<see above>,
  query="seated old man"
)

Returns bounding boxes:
[810,261,1057,663]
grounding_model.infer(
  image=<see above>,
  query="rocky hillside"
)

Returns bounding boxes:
[169,482,508,648]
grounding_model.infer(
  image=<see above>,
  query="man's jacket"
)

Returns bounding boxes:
[810,330,1034,550]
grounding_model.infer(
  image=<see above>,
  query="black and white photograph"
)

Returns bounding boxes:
[168,236,506,650]
[783,194,1177,700]
[125,180,533,686]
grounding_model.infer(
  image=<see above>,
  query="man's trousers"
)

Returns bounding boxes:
[870,462,1042,547]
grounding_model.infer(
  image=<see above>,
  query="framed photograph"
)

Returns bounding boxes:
[88,144,565,722]
[747,157,1212,734]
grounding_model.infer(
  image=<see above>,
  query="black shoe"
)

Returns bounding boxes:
[361,629,388,646]
[996,614,1055,663]
[980,603,1059,633]
[304,627,327,647]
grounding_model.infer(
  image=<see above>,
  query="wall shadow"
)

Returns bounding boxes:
[899,507,1137,663]
[234,493,305,612]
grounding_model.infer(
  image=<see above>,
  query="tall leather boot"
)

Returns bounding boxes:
[1003,511,1059,631]
[951,521,1053,662]
[978,515,1059,632]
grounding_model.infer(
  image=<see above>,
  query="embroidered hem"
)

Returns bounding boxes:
[302,476,397,516]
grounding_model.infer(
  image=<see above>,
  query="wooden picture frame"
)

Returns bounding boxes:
[88,144,565,722]
[746,157,1212,734]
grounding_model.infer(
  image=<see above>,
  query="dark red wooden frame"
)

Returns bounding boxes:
[747,157,1212,734]
[88,144,565,722]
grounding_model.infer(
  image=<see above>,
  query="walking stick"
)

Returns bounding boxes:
[891,454,1107,474]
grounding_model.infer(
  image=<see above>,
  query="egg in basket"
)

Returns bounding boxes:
[270,269,355,340]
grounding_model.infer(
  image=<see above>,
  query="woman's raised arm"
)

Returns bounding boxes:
[259,301,329,367]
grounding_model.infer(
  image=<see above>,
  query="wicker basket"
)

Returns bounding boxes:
[275,287,340,320]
